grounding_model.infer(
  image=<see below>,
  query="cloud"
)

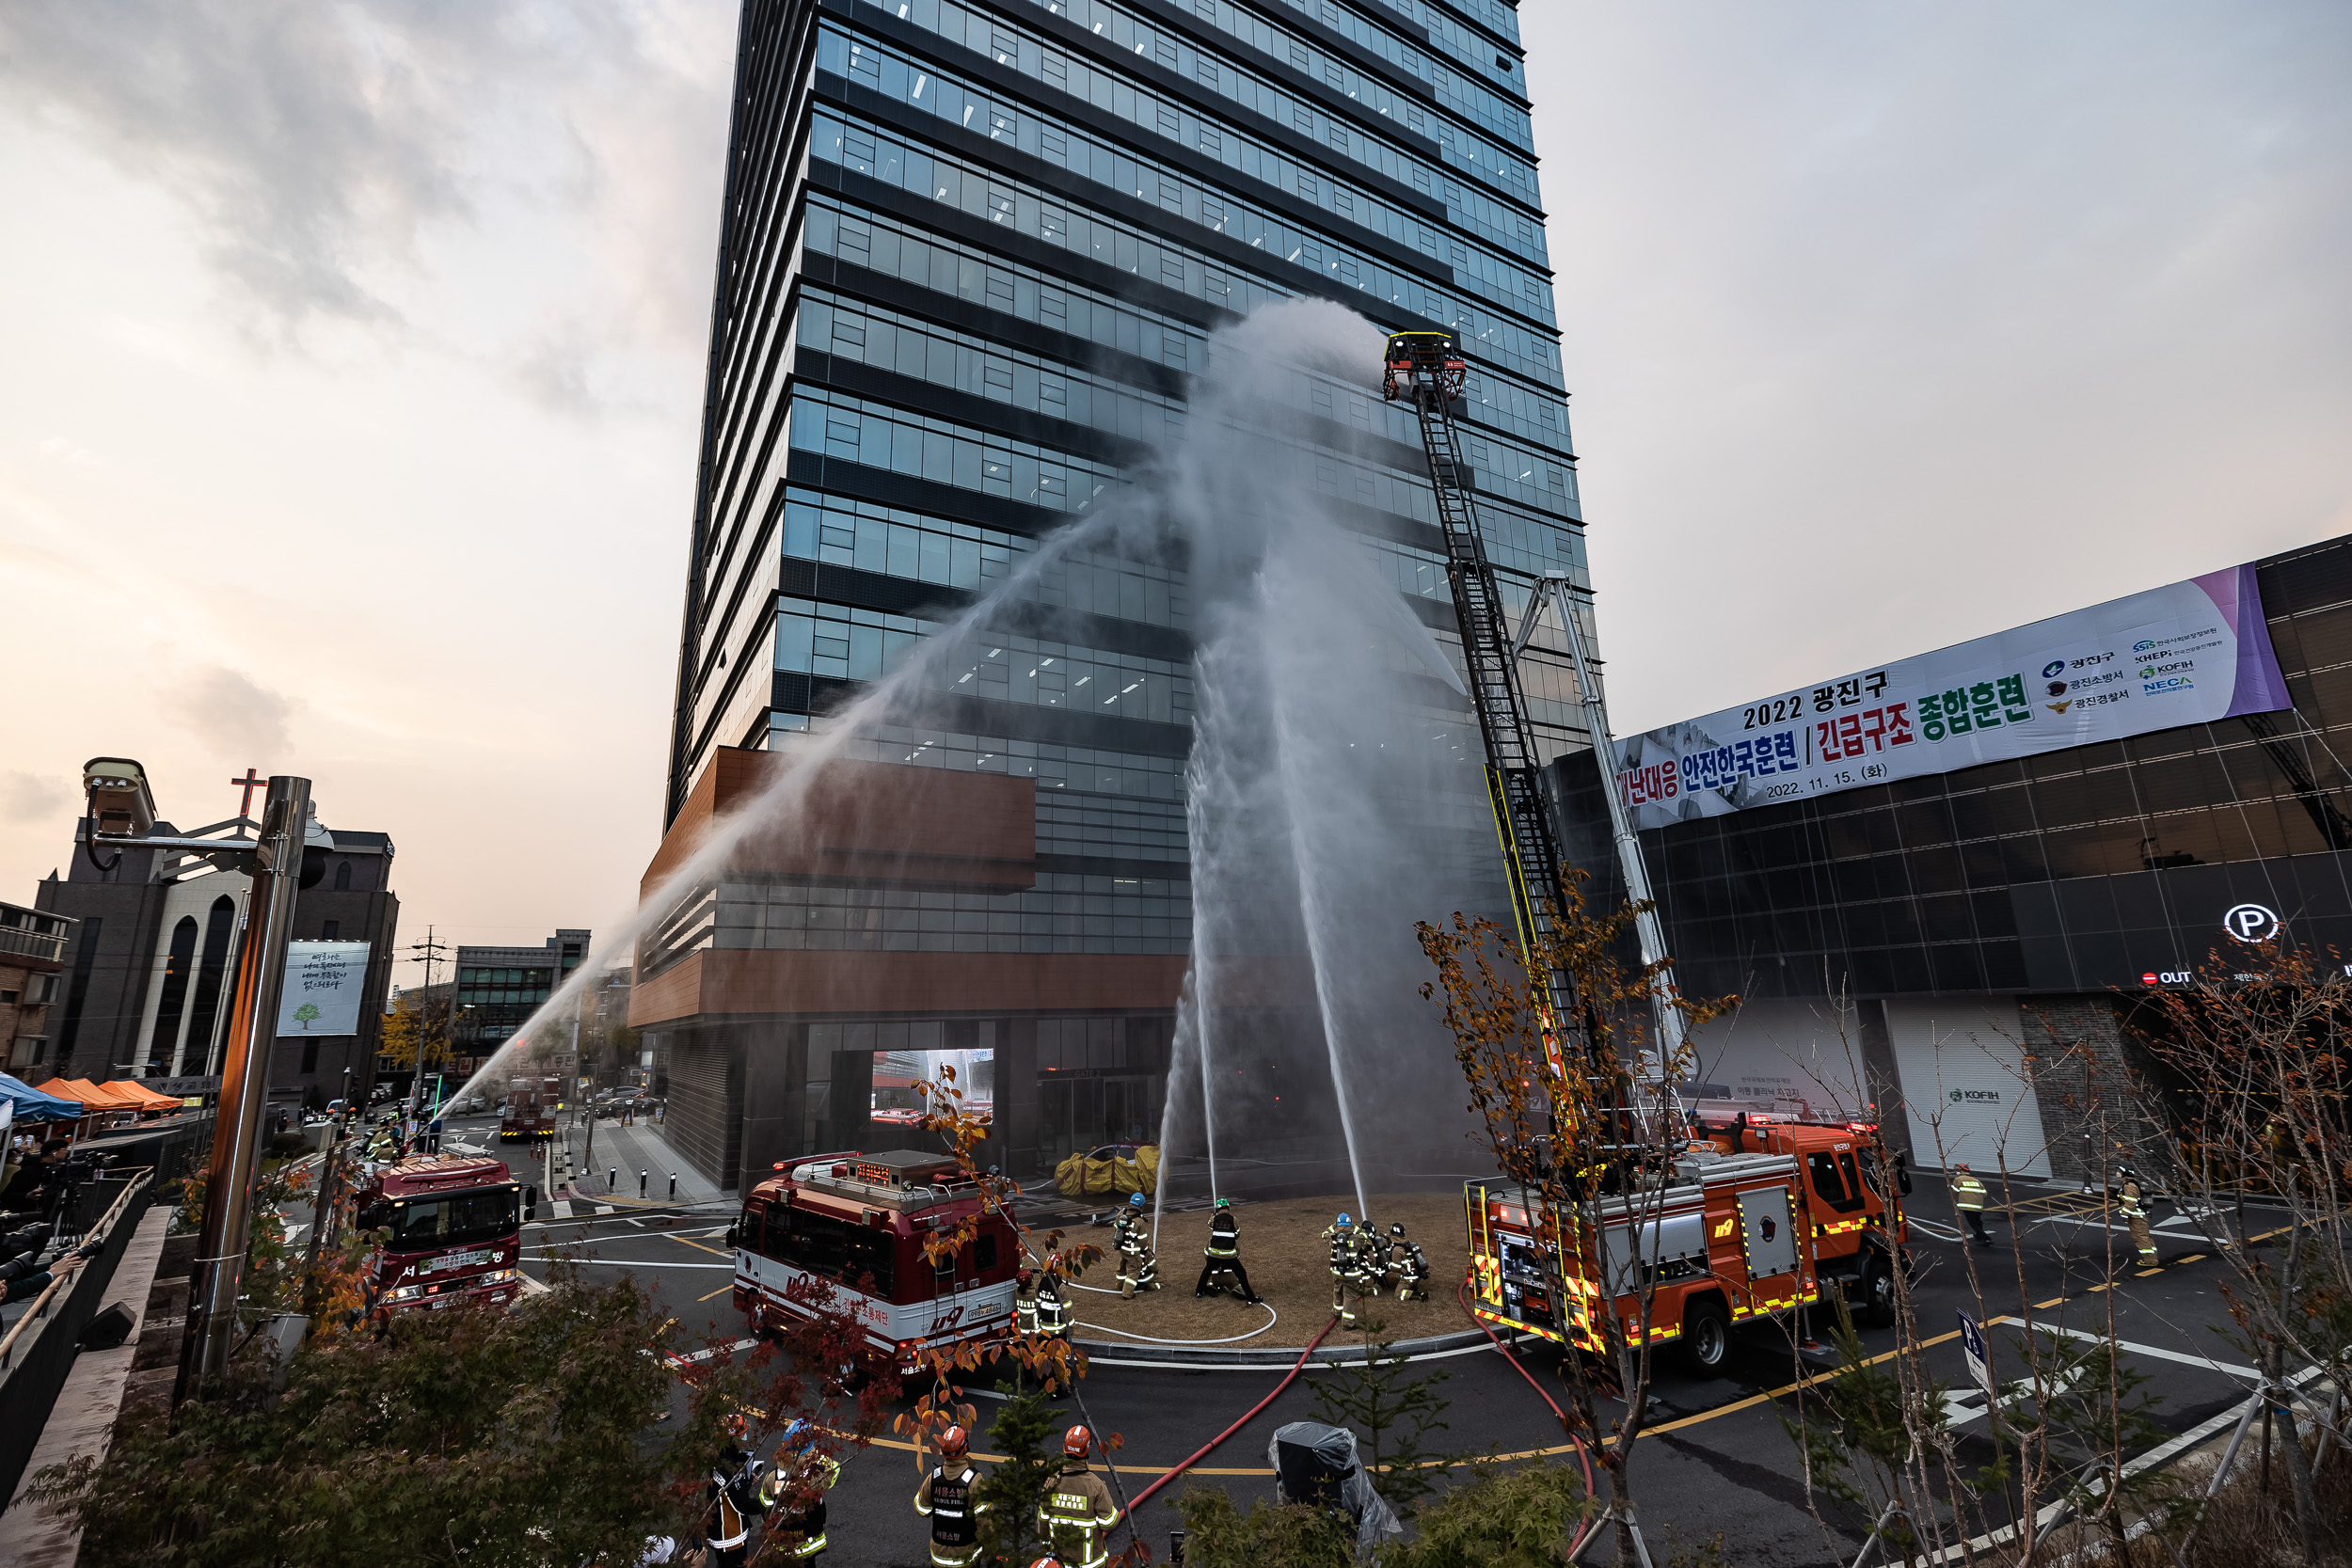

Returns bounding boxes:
[159,665,296,757]
[0,1,725,343]
[0,771,69,825]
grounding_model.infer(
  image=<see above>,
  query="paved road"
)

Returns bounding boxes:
[297,1138,2285,1567]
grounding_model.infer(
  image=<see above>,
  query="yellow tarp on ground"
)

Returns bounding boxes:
[1054,1145,1159,1198]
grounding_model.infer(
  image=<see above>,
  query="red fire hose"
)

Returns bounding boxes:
[1458,1278,1597,1548]
[1125,1314,1341,1513]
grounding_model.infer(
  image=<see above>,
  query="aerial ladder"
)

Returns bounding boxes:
[1382,331,1686,1090]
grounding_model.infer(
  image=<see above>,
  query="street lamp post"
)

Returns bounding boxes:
[82,760,327,1406]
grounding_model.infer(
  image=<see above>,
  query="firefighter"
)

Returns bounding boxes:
[1015,1267,1041,1338]
[1040,1425,1121,1568]
[1113,1193,1159,1298]
[758,1418,841,1560]
[704,1413,761,1568]
[1036,1257,1073,1399]
[2118,1165,2158,1267]
[1950,1162,1993,1247]
[1195,1198,1261,1303]
[914,1423,988,1567]
[1321,1212,1355,1323]
[1347,1214,1383,1300]
[1391,1224,1430,1302]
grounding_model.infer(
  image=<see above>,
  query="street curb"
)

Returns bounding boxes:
[1071,1325,1490,1368]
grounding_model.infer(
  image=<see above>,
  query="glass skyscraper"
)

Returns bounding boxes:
[643,0,1590,1189]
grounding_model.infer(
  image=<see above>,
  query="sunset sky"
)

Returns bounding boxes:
[3,1,2345,965]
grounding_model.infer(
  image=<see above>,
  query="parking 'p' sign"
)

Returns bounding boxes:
[2223,903,2281,944]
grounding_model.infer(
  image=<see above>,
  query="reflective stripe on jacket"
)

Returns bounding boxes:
[1950,1174,1988,1211]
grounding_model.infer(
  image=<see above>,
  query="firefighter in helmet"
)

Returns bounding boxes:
[1321,1212,1356,1323]
[2117,1164,2158,1267]
[1391,1222,1430,1302]
[1113,1193,1160,1298]
[1195,1197,1260,1303]
[914,1423,988,1567]
[1015,1266,1041,1338]
[704,1412,761,1568]
[1949,1162,1993,1248]
[1035,1254,1073,1398]
[758,1418,841,1559]
[1040,1425,1121,1568]
[1346,1214,1383,1302]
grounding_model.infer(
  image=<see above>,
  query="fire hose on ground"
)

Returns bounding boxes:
[1123,1314,1341,1513]
[1458,1278,1600,1556]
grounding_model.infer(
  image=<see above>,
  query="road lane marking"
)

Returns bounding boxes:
[2036,1323,2258,1379]
[699,1284,734,1302]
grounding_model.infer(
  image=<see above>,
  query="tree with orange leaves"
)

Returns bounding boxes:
[1417,870,1733,1568]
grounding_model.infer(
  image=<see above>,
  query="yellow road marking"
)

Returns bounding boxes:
[671,1233,733,1259]
[700,1284,734,1302]
[2035,1298,2064,1309]
[2136,1269,2164,1277]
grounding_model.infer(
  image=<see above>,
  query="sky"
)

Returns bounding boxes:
[2,2,2346,963]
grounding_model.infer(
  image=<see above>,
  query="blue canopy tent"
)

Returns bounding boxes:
[0,1072,85,1123]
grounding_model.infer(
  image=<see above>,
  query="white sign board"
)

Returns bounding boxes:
[1613,562,2290,828]
[278,942,371,1036]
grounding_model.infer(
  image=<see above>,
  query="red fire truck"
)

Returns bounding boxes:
[1464,1111,1909,1375]
[355,1153,525,1313]
[730,1149,1020,1377]
[500,1075,562,1142]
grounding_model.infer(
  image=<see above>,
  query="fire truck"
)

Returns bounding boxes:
[499,1075,562,1142]
[1464,1111,1910,1374]
[355,1153,525,1313]
[730,1149,1021,1378]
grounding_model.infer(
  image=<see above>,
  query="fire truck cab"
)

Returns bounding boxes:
[1689,1103,1912,1328]
[731,1149,1020,1378]
[1464,1113,1910,1375]
[355,1153,525,1313]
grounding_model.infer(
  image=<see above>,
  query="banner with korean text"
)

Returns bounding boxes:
[1613,561,2292,830]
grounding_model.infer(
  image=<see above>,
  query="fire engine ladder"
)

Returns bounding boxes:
[1512,571,1687,1068]
[1392,349,1581,1059]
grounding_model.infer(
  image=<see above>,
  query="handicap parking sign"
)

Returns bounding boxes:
[1958,1310,1992,1393]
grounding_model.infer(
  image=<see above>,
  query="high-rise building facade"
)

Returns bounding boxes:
[643,0,1588,1190]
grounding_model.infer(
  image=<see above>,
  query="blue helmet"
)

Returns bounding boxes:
[1129,1192,1147,1208]
[1337,1212,1351,1226]
[780,1418,814,1453]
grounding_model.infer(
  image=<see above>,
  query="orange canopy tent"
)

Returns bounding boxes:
[109,1080,185,1112]
[33,1077,146,1113]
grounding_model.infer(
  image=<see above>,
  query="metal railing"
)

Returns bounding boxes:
[0,923,67,967]
[0,1169,151,1374]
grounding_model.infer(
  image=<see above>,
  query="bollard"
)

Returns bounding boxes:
[669,1172,677,1200]
[639,1170,648,1198]
[608,1166,616,1192]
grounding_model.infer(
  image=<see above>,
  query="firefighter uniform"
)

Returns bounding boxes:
[914,1460,988,1566]
[1950,1165,1993,1246]
[1036,1274,1073,1397]
[705,1445,760,1568]
[1347,1218,1383,1299]
[759,1450,842,1559]
[1322,1214,1356,1323]
[1113,1200,1160,1298]
[1195,1202,1260,1303]
[1040,1460,1121,1568]
[1016,1271,1041,1338]
[1395,1240,1431,1302]
[2118,1169,2158,1266]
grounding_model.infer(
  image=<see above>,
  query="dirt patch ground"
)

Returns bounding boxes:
[1051,1192,1474,1349]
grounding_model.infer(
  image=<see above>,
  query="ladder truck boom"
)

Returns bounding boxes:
[1383,330,1582,1067]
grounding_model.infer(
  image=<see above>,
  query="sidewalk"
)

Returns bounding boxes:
[553,1117,726,1212]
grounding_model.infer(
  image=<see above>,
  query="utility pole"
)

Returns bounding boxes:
[186,776,311,1390]
[404,927,453,1130]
